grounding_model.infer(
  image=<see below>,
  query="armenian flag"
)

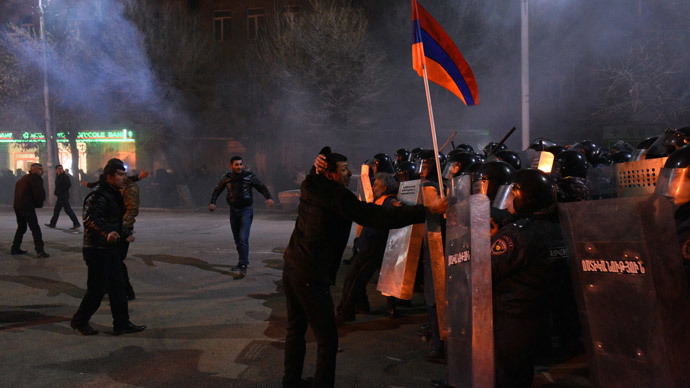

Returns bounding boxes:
[412,0,478,105]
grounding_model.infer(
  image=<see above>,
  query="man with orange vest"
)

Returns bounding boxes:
[336,172,401,324]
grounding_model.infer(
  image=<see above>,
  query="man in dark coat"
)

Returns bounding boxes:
[70,160,146,336]
[281,149,447,388]
[11,163,49,257]
[46,164,81,229]
[209,156,274,277]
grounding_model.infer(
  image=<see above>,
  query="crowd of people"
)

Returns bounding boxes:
[5,126,690,387]
[281,127,690,388]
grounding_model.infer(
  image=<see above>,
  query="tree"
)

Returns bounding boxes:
[248,0,391,150]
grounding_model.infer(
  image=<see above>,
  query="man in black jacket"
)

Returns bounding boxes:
[45,164,80,229]
[11,163,49,257]
[209,156,274,277]
[70,160,145,336]
[281,150,447,388]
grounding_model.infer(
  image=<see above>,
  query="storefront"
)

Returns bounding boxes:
[0,129,136,175]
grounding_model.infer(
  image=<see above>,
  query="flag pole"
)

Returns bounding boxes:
[421,65,445,198]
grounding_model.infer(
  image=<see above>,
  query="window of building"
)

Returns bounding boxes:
[213,10,232,41]
[283,5,300,24]
[19,15,35,37]
[247,8,265,40]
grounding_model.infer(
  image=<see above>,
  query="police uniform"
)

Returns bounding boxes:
[490,213,569,388]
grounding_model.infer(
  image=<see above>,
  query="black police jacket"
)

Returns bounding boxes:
[82,183,125,250]
[490,213,569,318]
[209,171,272,209]
[13,173,45,211]
[283,171,427,286]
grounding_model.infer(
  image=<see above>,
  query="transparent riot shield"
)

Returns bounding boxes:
[358,164,374,203]
[519,149,554,173]
[559,195,690,388]
[377,179,423,300]
[445,175,494,388]
[586,164,617,200]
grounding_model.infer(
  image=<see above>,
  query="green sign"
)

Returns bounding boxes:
[0,129,135,143]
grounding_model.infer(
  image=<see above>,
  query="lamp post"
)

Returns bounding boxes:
[521,0,530,150]
[38,0,56,204]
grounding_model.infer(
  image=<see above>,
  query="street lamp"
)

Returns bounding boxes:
[521,0,530,150]
[38,0,57,203]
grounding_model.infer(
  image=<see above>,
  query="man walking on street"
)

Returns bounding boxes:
[70,159,146,336]
[46,164,80,229]
[11,163,49,258]
[209,156,274,278]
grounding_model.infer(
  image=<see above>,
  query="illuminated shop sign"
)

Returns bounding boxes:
[0,129,135,143]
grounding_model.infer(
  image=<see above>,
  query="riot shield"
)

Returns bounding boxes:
[423,183,448,340]
[615,157,667,197]
[358,164,374,203]
[586,164,617,199]
[518,149,555,173]
[445,175,494,388]
[377,179,424,300]
[559,195,690,388]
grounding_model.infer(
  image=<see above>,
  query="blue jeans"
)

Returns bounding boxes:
[229,206,253,266]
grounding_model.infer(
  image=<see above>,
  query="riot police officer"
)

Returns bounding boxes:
[491,169,570,387]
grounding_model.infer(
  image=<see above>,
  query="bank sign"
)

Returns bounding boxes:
[0,129,134,143]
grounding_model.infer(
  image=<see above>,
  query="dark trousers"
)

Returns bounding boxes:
[283,263,338,388]
[229,206,253,266]
[72,248,129,327]
[12,208,44,253]
[119,227,133,289]
[337,249,383,318]
[494,313,542,388]
[49,194,80,227]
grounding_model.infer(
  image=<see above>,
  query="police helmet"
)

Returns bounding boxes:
[483,142,508,157]
[395,161,419,182]
[493,169,557,215]
[372,153,394,174]
[529,138,557,151]
[551,150,588,178]
[471,161,515,201]
[494,150,522,171]
[442,151,481,179]
[546,145,567,157]
[395,148,410,164]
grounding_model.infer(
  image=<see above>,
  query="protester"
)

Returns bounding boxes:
[45,164,81,229]
[11,163,49,258]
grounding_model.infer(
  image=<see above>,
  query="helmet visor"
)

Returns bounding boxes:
[493,183,515,213]
[654,167,690,205]
[442,161,461,180]
[472,179,490,196]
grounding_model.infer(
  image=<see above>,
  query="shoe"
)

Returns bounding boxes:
[10,249,27,255]
[70,224,80,229]
[231,264,247,276]
[424,350,447,364]
[44,223,55,228]
[36,251,50,258]
[113,322,146,335]
[70,321,99,335]
[126,286,136,301]
[386,308,399,319]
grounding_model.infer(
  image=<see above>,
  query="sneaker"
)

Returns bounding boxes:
[36,251,50,258]
[44,223,55,228]
[231,264,247,274]
[10,249,28,255]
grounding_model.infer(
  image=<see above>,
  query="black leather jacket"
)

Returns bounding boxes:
[83,183,125,249]
[209,170,272,209]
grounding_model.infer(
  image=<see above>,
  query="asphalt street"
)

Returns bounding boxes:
[0,206,591,388]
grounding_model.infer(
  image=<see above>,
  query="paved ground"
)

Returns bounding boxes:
[0,207,591,388]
